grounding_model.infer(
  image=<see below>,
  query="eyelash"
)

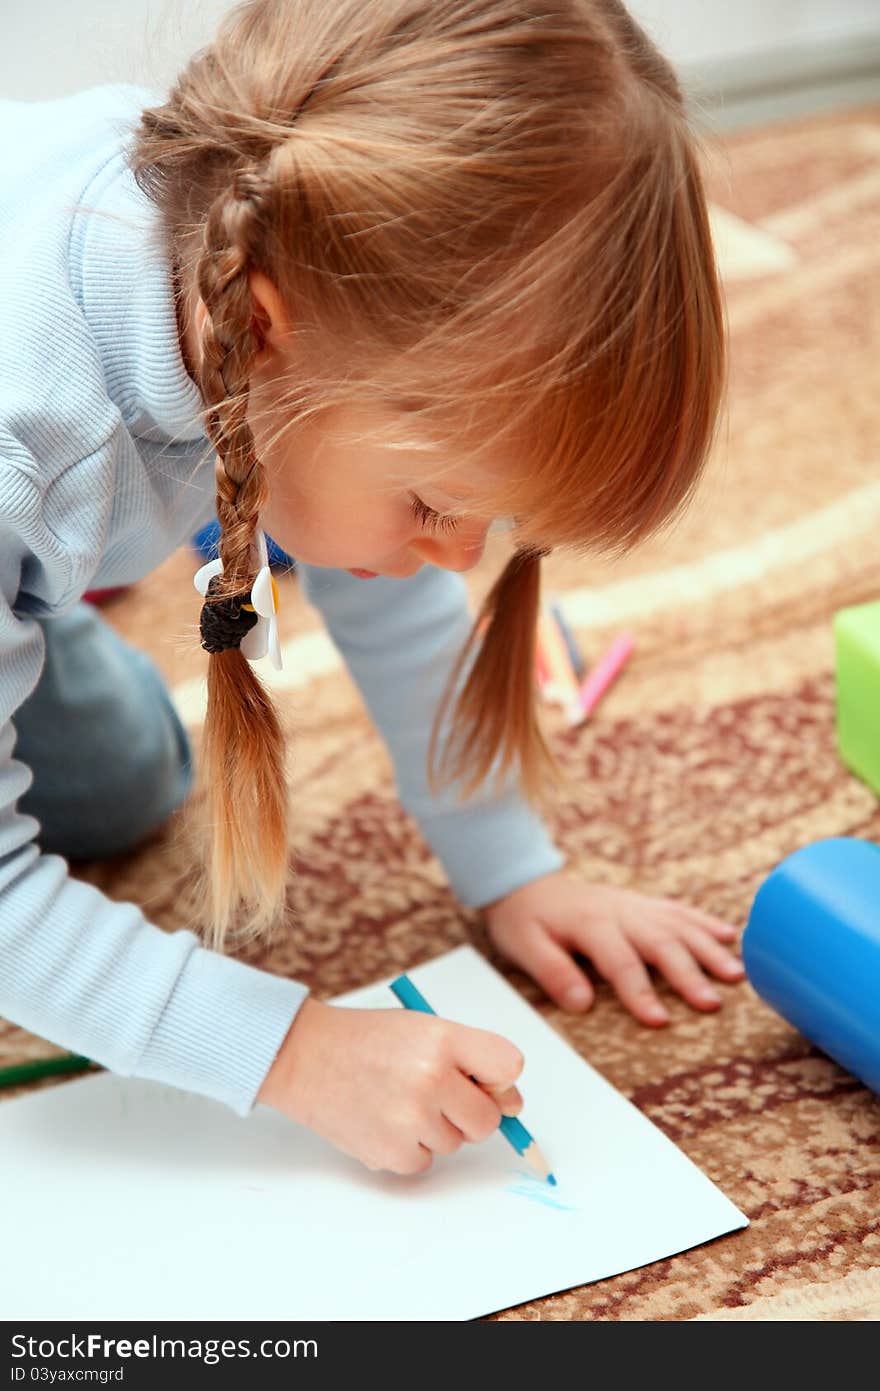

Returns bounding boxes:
[409,494,460,534]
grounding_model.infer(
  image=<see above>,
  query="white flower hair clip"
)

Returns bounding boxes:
[193,528,283,670]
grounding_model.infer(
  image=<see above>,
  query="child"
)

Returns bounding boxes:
[0,0,743,1177]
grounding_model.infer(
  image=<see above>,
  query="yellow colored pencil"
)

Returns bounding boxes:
[537,609,581,712]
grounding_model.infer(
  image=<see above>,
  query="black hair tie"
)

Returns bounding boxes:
[199,573,259,654]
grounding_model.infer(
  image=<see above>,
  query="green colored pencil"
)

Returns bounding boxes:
[0,1053,100,1090]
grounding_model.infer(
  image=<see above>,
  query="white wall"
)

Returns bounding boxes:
[2,1,880,102]
[629,0,880,68]
[0,0,228,99]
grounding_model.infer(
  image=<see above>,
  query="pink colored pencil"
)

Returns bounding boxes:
[572,632,635,724]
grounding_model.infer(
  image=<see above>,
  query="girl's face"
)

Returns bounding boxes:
[250,395,501,580]
[182,277,508,579]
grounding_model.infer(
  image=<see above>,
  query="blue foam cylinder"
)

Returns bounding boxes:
[742,837,880,1094]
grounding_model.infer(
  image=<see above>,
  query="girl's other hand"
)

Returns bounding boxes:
[257,998,524,1175]
[483,870,745,1026]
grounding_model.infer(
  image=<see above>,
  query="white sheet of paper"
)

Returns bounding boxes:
[0,944,747,1319]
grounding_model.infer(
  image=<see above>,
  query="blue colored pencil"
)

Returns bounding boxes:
[389,973,556,1185]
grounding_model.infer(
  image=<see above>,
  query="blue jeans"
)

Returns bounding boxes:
[14,602,194,861]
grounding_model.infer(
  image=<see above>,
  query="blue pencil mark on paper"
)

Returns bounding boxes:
[505,1169,576,1211]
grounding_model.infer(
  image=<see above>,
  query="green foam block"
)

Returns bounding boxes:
[835,599,880,797]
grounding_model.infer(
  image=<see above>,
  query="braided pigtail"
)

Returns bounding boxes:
[192,169,289,953]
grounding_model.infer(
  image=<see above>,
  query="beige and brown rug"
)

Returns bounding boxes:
[3,101,880,1321]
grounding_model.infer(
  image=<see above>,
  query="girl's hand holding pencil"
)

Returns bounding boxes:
[257,995,525,1177]
[389,974,555,1184]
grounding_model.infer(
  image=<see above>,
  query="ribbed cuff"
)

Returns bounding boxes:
[132,938,310,1118]
[413,797,565,909]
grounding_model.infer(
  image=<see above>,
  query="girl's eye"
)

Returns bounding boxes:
[409,494,460,534]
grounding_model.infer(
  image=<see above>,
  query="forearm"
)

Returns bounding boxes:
[0,819,309,1116]
[298,563,564,906]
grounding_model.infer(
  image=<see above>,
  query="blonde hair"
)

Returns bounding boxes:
[129,0,725,952]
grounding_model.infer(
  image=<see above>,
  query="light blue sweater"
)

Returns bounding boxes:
[0,85,563,1117]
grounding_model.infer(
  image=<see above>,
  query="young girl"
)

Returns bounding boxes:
[0,0,744,1177]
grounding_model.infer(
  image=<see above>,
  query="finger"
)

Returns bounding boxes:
[484,1082,523,1116]
[445,1071,505,1143]
[645,896,738,942]
[420,1113,466,1157]
[678,906,739,941]
[384,1144,433,1177]
[409,1144,433,1174]
[678,925,746,982]
[499,922,595,1013]
[587,936,669,1025]
[452,1025,524,1091]
[641,937,723,1010]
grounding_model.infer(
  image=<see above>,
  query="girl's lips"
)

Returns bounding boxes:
[347,568,379,578]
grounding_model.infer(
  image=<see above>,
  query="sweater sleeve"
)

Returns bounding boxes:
[297,563,565,908]
[0,475,309,1117]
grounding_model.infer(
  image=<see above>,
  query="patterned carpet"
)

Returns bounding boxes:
[3,101,880,1320]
